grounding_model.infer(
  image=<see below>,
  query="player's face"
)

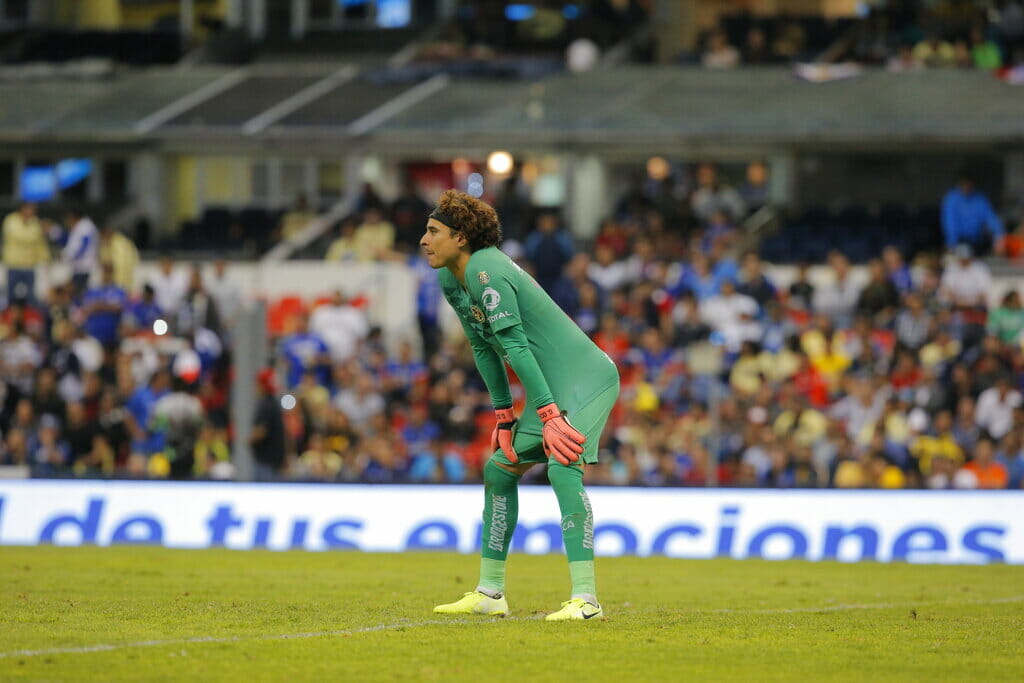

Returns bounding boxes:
[420,218,465,269]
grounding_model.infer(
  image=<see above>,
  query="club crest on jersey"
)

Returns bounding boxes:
[470,305,485,323]
[482,287,501,311]
[477,271,490,284]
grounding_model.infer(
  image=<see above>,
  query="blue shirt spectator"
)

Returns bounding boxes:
[280,315,331,388]
[524,212,574,292]
[81,266,127,346]
[941,177,1004,251]
[124,285,163,332]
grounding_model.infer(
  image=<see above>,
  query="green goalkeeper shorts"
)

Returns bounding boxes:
[490,381,620,467]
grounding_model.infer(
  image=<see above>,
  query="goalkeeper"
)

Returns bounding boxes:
[426,190,619,621]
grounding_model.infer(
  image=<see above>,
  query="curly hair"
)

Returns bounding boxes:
[435,189,502,251]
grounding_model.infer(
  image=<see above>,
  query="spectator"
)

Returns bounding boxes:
[309,290,369,365]
[151,376,205,479]
[691,163,746,223]
[813,251,861,327]
[333,372,386,430]
[98,225,139,292]
[205,260,243,334]
[61,209,98,298]
[700,279,761,353]
[251,368,287,481]
[962,437,1009,489]
[390,177,431,251]
[353,207,396,261]
[588,243,629,294]
[788,263,815,310]
[124,284,162,334]
[856,258,900,322]
[177,264,222,338]
[894,291,932,350]
[940,245,992,309]
[742,27,774,65]
[975,375,1022,441]
[279,194,316,242]
[941,172,1004,254]
[279,312,331,388]
[912,35,956,67]
[882,245,913,294]
[80,264,128,350]
[970,26,1002,69]
[986,290,1024,344]
[2,202,49,304]
[738,161,770,211]
[702,29,741,69]
[148,255,189,316]
[524,211,574,292]
[325,216,361,262]
[736,251,776,310]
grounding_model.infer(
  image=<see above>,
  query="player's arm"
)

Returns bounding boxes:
[456,315,519,462]
[457,316,512,409]
[471,269,584,464]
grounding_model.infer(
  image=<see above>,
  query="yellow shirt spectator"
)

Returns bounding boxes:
[99,229,139,292]
[2,210,49,269]
[774,407,828,447]
[911,433,963,475]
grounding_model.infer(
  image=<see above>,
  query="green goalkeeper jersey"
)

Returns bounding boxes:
[439,247,618,433]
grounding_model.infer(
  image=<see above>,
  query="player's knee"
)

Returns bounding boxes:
[546,460,584,485]
[485,458,526,484]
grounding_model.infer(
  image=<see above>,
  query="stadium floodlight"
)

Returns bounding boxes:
[487,151,514,175]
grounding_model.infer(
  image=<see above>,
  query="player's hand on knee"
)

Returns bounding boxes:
[537,402,585,465]
[491,406,519,463]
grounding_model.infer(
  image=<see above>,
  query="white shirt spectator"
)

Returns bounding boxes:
[974,386,1022,439]
[691,185,746,222]
[148,267,189,315]
[588,259,629,293]
[62,216,98,276]
[700,289,762,352]
[940,259,992,308]
[331,378,385,428]
[813,277,861,321]
[206,267,243,331]
[0,333,42,393]
[310,297,369,363]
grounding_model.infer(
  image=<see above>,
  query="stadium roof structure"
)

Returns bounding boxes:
[1,65,1022,152]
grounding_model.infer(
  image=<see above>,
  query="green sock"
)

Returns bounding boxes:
[478,460,520,593]
[547,463,597,598]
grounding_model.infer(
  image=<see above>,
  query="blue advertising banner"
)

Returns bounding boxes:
[0,481,1019,564]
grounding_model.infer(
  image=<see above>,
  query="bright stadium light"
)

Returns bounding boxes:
[487,151,514,175]
[280,394,297,410]
[646,156,670,181]
[153,319,168,336]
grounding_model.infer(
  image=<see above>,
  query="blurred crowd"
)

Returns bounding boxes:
[1,203,237,479]
[3,158,1024,490]
[699,1,1024,74]
[280,162,1024,490]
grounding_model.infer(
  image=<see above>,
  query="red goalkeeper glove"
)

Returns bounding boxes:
[491,407,519,463]
[537,402,585,465]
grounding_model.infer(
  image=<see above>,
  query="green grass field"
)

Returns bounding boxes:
[1,547,1022,682]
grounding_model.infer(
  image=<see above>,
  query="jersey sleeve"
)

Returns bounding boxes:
[465,257,522,334]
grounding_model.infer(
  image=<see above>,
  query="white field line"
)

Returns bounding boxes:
[2,595,1021,660]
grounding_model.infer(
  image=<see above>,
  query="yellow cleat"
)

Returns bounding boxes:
[545,598,603,621]
[434,591,509,616]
